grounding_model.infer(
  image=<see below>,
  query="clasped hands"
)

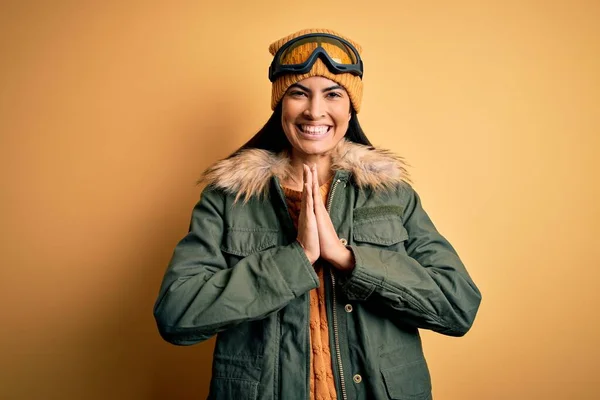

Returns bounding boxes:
[296,164,355,272]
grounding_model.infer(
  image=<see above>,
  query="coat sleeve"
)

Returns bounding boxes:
[153,188,319,345]
[341,185,482,337]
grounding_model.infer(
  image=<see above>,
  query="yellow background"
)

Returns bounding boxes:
[1,1,598,399]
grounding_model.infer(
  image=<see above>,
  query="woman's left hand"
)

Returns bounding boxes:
[310,164,355,272]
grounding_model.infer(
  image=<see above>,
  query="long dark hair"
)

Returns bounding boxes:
[227,102,373,158]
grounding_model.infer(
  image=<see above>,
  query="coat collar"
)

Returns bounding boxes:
[200,139,410,203]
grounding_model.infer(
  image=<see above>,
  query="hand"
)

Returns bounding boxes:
[296,164,320,264]
[310,164,355,272]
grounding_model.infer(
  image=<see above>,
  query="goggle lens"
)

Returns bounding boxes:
[278,36,358,66]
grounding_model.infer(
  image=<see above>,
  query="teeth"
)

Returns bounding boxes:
[301,125,329,134]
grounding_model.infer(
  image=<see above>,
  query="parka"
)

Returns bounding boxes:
[153,139,482,400]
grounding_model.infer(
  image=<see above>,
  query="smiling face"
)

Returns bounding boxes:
[281,76,352,158]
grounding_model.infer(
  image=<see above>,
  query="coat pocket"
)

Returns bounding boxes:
[381,360,432,400]
[221,227,279,256]
[208,377,258,400]
[208,354,262,400]
[353,215,409,250]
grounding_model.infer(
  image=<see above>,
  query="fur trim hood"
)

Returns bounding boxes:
[200,139,410,203]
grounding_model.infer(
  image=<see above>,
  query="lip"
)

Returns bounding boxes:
[295,124,332,140]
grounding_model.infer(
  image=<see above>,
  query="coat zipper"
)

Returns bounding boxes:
[326,178,348,400]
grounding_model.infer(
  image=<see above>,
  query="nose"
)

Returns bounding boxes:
[303,97,325,120]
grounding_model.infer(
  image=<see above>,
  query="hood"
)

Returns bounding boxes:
[199,139,410,203]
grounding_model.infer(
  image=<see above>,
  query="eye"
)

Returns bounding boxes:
[326,91,343,99]
[288,90,307,97]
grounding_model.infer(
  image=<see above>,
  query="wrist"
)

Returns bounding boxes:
[329,245,355,272]
[296,239,317,264]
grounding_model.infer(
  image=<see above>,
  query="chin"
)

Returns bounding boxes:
[296,141,336,156]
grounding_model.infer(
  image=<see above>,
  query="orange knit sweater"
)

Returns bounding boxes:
[281,178,338,400]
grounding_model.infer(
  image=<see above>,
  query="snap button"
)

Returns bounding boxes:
[353,374,362,383]
[339,238,348,245]
[345,304,353,313]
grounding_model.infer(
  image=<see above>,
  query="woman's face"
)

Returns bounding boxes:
[281,76,351,158]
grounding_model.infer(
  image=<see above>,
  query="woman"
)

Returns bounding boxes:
[154,28,482,400]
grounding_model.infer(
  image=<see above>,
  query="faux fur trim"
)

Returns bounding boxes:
[199,139,410,203]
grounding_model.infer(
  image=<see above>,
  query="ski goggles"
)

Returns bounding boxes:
[268,33,363,82]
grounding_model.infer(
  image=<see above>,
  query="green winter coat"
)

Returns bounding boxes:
[154,139,482,400]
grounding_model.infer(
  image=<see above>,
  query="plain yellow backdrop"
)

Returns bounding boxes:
[1,1,598,399]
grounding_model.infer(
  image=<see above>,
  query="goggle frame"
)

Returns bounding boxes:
[268,33,364,82]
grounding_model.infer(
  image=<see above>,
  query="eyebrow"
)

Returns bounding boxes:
[288,83,345,93]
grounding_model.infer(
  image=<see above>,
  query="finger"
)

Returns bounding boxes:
[301,164,306,202]
[315,169,330,217]
[301,183,307,210]
[303,165,313,208]
[311,164,323,204]
[311,165,323,216]
[305,165,312,194]
[312,164,319,198]
[302,164,306,185]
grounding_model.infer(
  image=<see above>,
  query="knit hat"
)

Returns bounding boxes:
[268,28,364,113]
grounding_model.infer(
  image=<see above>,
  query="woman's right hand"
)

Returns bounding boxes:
[296,164,320,264]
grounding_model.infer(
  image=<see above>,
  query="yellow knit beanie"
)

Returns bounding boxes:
[269,28,364,113]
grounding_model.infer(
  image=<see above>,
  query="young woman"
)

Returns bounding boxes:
[154,28,482,400]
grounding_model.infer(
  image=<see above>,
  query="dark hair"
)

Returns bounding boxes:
[227,102,373,158]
